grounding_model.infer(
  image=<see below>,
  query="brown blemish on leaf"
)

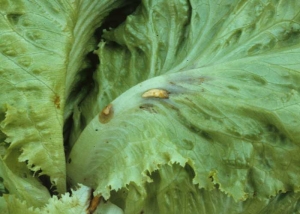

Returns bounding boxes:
[98,104,113,124]
[142,89,169,99]
[102,104,112,115]
[139,104,157,113]
[199,77,205,83]
[53,94,60,109]
[87,195,102,214]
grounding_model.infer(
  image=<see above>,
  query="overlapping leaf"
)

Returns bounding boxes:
[0,0,126,210]
[68,0,300,212]
[0,0,73,194]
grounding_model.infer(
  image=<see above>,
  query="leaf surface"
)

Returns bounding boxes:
[68,0,300,212]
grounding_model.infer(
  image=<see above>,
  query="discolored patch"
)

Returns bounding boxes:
[139,104,157,113]
[98,104,113,124]
[198,77,206,83]
[53,94,60,109]
[87,194,102,214]
[142,89,169,99]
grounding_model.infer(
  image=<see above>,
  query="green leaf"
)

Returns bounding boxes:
[63,0,127,121]
[68,0,300,212]
[75,0,192,132]
[3,184,91,214]
[0,151,50,208]
[0,0,72,193]
[110,164,300,214]
[68,57,300,200]
[0,0,126,207]
[75,0,300,137]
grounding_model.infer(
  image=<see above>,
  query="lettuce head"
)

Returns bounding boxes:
[1,0,300,213]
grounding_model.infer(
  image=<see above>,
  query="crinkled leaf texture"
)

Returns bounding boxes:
[0,0,126,211]
[0,152,50,208]
[0,0,72,193]
[1,184,91,214]
[68,0,300,213]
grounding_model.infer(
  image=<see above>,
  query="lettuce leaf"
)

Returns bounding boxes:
[1,0,300,213]
[2,184,91,214]
[0,0,126,211]
[0,0,72,194]
[108,164,300,214]
[68,0,300,212]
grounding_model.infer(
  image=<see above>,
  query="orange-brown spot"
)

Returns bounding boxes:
[142,89,169,99]
[102,104,112,115]
[98,104,113,124]
[87,195,101,214]
[53,94,60,109]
